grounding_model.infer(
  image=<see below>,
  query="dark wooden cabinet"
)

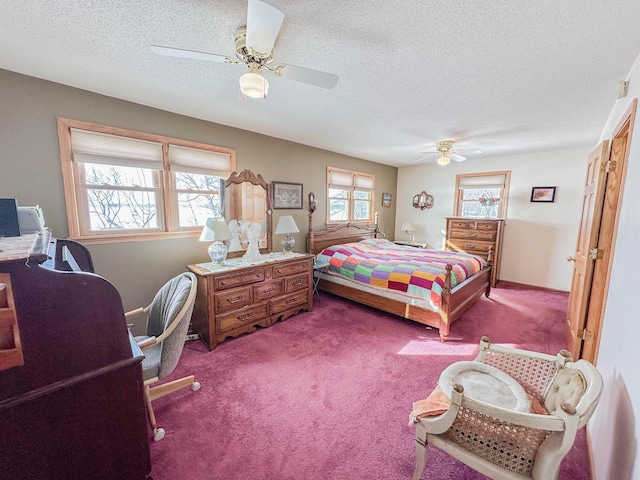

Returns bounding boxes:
[0,230,151,480]
[445,217,505,287]
[188,253,314,350]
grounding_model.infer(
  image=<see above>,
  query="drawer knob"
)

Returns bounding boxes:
[464,243,476,248]
[466,233,476,238]
[227,296,242,304]
[293,280,302,286]
[221,281,227,285]
[286,298,297,305]
[238,313,253,321]
[264,287,276,293]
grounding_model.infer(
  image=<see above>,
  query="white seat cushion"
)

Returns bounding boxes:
[439,361,531,412]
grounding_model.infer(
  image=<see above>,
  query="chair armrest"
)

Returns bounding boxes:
[125,306,149,319]
[459,395,566,431]
[136,336,157,349]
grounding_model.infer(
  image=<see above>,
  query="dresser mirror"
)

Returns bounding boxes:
[225,170,272,257]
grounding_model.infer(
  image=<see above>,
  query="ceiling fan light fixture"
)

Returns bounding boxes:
[437,154,450,166]
[239,63,269,98]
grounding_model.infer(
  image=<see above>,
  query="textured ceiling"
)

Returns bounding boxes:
[2,1,640,167]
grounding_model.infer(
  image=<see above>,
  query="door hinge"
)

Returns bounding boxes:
[588,248,604,260]
[578,328,593,341]
[601,160,617,173]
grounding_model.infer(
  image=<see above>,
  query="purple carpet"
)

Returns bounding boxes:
[149,284,590,479]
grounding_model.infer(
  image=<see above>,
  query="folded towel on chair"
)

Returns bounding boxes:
[409,385,450,425]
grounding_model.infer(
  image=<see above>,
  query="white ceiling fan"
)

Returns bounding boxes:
[416,141,482,166]
[150,0,339,99]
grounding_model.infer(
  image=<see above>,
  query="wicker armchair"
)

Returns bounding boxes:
[411,337,603,480]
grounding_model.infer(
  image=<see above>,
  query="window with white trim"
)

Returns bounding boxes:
[58,118,236,242]
[326,167,375,223]
[454,171,510,218]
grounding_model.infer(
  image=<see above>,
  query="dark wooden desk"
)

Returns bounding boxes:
[0,230,151,479]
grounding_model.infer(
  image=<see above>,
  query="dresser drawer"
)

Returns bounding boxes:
[214,268,265,290]
[273,259,312,278]
[449,229,496,241]
[214,286,252,314]
[286,273,309,293]
[254,280,285,301]
[448,220,469,229]
[448,239,494,254]
[473,221,499,231]
[271,291,309,315]
[216,304,268,333]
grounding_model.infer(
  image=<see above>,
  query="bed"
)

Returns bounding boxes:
[307,212,492,341]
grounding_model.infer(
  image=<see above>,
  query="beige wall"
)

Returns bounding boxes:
[396,148,589,291]
[0,69,397,323]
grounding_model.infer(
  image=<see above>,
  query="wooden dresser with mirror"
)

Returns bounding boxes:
[188,170,313,350]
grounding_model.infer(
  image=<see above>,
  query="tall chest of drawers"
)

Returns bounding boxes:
[188,253,314,350]
[445,217,505,287]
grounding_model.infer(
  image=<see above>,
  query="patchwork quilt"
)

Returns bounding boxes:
[317,239,486,308]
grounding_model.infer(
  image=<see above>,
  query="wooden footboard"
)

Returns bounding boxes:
[315,265,490,341]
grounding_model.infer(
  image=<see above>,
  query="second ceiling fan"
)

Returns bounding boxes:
[418,141,482,166]
[150,0,339,99]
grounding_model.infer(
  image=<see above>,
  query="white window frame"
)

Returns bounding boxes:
[57,118,236,243]
[454,171,511,218]
[326,167,375,224]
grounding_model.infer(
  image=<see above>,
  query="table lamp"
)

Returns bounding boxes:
[400,221,414,242]
[200,217,232,264]
[275,215,299,253]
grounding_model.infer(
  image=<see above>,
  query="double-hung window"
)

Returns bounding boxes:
[454,171,510,218]
[58,118,235,242]
[326,167,375,223]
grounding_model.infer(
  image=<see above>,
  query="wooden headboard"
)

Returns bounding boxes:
[307,207,379,255]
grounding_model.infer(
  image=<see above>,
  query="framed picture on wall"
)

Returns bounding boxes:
[530,186,557,203]
[273,181,303,209]
[382,192,392,207]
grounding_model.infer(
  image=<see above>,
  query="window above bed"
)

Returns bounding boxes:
[454,171,511,218]
[326,167,375,224]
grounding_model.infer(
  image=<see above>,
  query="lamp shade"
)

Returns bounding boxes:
[199,217,232,242]
[400,221,413,232]
[275,215,300,235]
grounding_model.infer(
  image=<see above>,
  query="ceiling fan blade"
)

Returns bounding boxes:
[150,45,233,64]
[454,149,483,154]
[412,156,431,163]
[245,0,284,57]
[450,153,467,162]
[275,64,339,89]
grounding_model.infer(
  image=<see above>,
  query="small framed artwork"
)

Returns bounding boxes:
[382,192,392,207]
[273,181,303,209]
[530,186,557,203]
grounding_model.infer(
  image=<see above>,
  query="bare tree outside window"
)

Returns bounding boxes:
[84,164,158,230]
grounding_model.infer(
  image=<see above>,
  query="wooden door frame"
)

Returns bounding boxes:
[583,98,636,364]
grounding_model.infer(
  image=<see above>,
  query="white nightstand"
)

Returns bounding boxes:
[393,240,428,248]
